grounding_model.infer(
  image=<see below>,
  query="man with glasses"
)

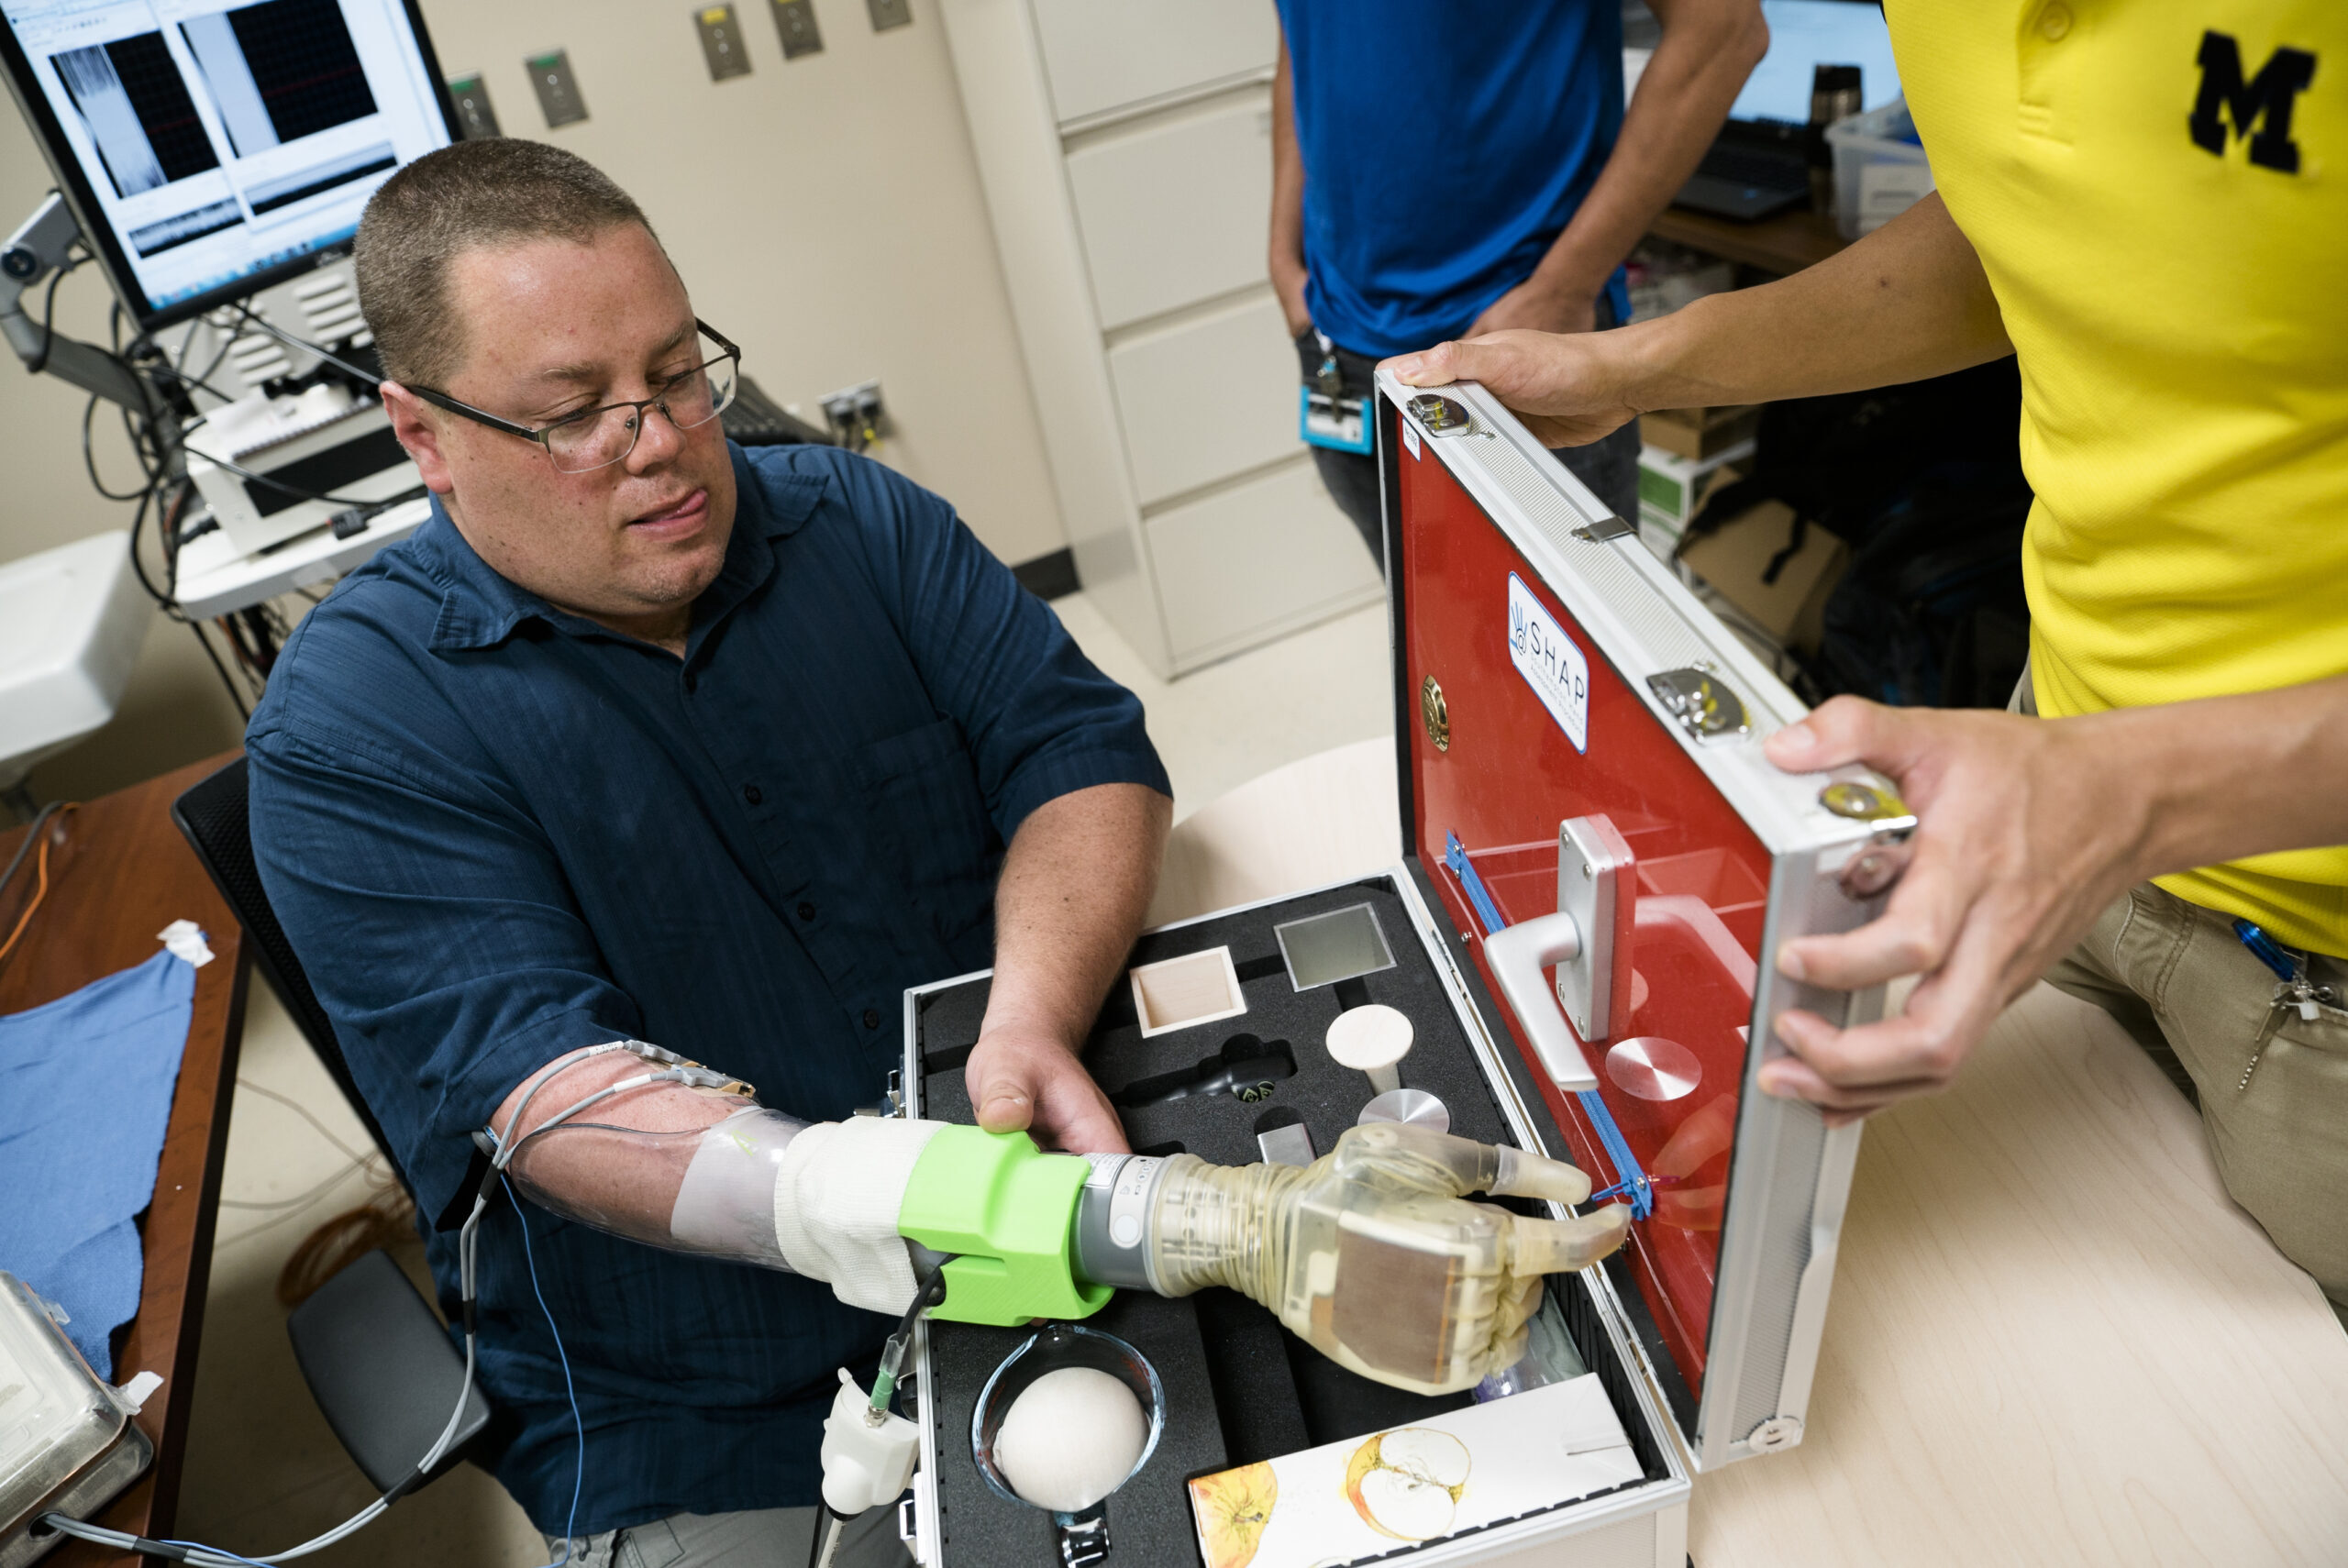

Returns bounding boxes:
[245,140,1171,1565]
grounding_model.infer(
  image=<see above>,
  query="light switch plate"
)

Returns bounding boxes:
[446,73,500,138]
[526,49,588,127]
[866,0,911,32]
[770,0,824,58]
[696,5,753,81]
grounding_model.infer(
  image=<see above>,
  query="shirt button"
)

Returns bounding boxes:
[743,783,763,806]
[862,1009,881,1030]
[797,901,816,922]
[2036,3,2071,39]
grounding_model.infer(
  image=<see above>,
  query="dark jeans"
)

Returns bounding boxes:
[1298,302,1641,569]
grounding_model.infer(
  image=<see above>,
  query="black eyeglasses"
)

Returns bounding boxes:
[408,320,741,474]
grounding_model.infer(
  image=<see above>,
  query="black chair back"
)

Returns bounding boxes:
[172,756,406,1187]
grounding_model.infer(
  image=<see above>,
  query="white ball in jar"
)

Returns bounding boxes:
[993,1366,1149,1512]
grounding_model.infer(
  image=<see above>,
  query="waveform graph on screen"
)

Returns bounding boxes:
[53,33,221,196]
[224,0,378,145]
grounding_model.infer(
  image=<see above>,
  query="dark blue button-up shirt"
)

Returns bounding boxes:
[246,443,1167,1535]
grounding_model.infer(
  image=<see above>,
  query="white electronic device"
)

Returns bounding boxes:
[183,370,416,557]
[0,1275,153,1568]
[0,531,150,790]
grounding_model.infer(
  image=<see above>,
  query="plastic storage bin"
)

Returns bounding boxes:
[1825,97,1934,240]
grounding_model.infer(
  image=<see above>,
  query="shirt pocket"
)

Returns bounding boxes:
[854,716,1002,947]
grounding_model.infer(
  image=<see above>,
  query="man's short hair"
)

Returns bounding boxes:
[355,139,659,389]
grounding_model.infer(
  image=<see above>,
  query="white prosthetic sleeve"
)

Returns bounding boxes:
[770,1116,947,1313]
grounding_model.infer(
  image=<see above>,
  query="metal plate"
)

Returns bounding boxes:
[1357,1087,1450,1132]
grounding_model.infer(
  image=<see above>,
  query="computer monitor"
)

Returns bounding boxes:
[0,0,458,331]
[1726,0,1901,127]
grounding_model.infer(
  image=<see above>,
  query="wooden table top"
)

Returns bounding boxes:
[1157,738,2348,1566]
[1649,203,1847,276]
[1,753,249,1564]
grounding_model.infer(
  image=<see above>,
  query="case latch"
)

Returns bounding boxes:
[1405,392,1476,437]
[1647,666,1749,743]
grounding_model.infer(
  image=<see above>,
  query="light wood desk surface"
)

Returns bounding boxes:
[1155,738,2348,1567]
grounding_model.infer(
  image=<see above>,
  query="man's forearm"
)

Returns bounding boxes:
[2102,673,2348,886]
[1626,192,2013,409]
[1528,0,1767,304]
[1269,31,1310,332]
[984,782,1173,1047]
[491,1051,746,1238]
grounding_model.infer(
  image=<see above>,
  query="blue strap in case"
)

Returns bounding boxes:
[1445,834,1656,1220]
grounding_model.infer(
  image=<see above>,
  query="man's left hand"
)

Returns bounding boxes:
[967,1023,1131,1154]
[1759,697,2154,1124]
[1466,279,1599,339]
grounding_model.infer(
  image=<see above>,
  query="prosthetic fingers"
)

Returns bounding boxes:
[1069,1122,1630,1396]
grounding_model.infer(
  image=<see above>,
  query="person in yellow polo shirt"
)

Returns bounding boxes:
[1390,2,2348,1324]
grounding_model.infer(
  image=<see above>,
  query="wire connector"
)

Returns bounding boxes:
[818,1368,920,1516]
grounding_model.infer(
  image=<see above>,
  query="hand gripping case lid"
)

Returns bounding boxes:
[1376,370,1914,1471]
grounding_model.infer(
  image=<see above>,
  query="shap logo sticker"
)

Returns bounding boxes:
[1507,573,1588,753]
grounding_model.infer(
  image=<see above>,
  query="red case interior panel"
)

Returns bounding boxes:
[1397,422,1773,1398]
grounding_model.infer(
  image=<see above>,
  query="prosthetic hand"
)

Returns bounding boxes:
[500,1044,1626,1397]
[1069,1123,1629,1395]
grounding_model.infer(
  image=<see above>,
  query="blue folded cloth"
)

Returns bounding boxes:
[0,945,197,1380]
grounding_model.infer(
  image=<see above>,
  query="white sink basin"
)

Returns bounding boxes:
[0,531,153,789]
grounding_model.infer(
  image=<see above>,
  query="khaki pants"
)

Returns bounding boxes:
[2014,665,2348,1328]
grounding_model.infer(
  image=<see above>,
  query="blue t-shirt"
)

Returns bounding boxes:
[246,443,1168,1536]
[1279,0,1628,358]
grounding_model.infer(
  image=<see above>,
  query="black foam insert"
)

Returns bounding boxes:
[912,876,1672,1568]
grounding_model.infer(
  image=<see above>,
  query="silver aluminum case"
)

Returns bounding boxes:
[1376,369,1899,1471]
[899,870,1693,1568]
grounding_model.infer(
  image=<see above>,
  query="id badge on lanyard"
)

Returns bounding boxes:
[1301,332,1374,454]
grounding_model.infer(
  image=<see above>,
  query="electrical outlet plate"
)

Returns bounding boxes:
[771,0,824,57]
[820,380,885,437]
[526,49,587,127]
[866,0,911,32]
[447,73,500,138]
[697,5,753,81]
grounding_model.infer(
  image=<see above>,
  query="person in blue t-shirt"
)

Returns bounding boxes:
[1273,0,1767,558]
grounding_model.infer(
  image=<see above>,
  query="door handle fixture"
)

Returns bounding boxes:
[1485,911,1597,1092]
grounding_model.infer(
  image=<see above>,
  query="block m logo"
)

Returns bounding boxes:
[2191,31,2317,172]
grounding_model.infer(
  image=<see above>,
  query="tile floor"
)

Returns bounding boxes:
[170,591,1395,1565]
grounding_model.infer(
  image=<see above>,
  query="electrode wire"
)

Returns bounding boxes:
[0,803,78,967]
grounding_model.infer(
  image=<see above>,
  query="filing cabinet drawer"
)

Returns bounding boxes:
[1067,90,1274,331]
[1029,0,1276,125]
[1145,458,1379,664]
[1108,293,1299,508]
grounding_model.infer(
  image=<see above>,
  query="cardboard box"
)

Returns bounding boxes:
[1639,404,1761,462]
[1678,499,1849,654]
[1635,440,1751,558]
